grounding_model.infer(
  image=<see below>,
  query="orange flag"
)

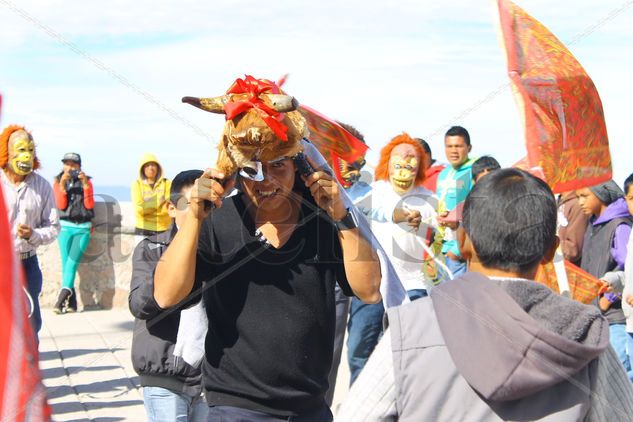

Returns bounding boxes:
[535,260,608,304]
[0,183,50,421]
[497,0,612,193]
[298,105,368,185]
[276,75,368,185]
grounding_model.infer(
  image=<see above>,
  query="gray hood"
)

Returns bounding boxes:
[431,272,609,401]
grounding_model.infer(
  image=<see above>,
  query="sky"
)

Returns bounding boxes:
[1,0,632,191]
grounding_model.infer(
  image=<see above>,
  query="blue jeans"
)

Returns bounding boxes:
[444,255,467,279]
[206,405,332,421]
[609,324,631,374]
[627,333,633,382]
[22,255,43,337]
[143,386,208,422]
[347,298,384,384]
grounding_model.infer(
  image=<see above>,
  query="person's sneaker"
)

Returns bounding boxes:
[53,288,72,314]
[67,288,78,313]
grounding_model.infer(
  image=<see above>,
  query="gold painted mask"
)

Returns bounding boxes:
[338,156,366,188]
[8,130,35,176]
[389,155,419,194]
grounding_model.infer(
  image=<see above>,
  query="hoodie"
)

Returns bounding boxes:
[130,153,171,232]
[380,272,633,421]
[591,197,632,270]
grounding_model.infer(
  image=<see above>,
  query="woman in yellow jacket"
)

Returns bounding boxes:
[131,153,171,235]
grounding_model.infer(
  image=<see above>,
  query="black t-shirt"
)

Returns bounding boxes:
[193,192,352,416]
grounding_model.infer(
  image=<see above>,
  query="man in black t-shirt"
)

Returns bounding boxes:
[153,155,382,421]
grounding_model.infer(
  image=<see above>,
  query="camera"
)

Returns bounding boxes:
[69,169,80,180]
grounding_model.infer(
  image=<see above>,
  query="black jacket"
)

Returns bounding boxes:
[129,225,203,397]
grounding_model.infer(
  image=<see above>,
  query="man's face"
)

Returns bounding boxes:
[625,185,633,216]
[168,185,193,228]
[576,187,603,217]
[389,144,419,194]
[241,157,297,211]
[338,155,366,188]
[8,130,35,176]
[444,135,471,168]
[63,161,80,173]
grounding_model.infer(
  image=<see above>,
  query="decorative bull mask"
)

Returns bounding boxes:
[182,75,308,180]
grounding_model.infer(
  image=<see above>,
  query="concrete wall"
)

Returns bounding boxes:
[39,200,138,310]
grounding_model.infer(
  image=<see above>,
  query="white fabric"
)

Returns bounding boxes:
[623,233,633,332]
[1,170,60,253]
[302,141,408,307]
[173,301,208,368]
[356,180,439,292]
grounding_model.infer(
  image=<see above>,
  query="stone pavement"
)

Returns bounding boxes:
[39,308,351,421]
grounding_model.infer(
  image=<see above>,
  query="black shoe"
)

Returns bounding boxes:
[67,288,78,313]
[53,288,72,314]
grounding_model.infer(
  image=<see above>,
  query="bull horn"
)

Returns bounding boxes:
[182,94,299,114]
[264,94,299,112]
[182,96,227,114]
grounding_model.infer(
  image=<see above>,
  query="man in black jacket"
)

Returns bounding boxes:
[129,170,207,422]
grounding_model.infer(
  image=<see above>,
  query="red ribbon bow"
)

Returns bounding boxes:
[224,75,289,141]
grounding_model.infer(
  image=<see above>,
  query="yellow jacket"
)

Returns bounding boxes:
[130,153,171,232]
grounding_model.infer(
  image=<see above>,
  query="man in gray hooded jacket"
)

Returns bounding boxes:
[336,168,633,421]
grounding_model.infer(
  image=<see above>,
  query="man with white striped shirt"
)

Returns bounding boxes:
[1,125,60,338]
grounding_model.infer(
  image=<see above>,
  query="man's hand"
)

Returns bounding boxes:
[17,224,33,240]
[189,169,235,221]
[303,156,346,221]
[78,171,89,187]
[625,293,633,307]
[393,208,422,230]
[59,171,71,191]
[438,211,459,230]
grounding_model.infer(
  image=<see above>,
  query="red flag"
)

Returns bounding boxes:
[512,156,546,181]
[497,0,612,193]
[298,105,369,184]
[0,183,50,421]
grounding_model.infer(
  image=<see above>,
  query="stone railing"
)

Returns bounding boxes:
[39,200,138,310]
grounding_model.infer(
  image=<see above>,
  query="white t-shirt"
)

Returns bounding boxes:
[357,180,439,292]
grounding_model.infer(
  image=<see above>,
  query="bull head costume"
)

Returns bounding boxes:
[182,75,308,180]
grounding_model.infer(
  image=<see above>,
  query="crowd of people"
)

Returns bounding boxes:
[2,76,633,421]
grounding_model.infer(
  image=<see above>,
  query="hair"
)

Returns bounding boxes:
[472,156,501,181]
[444,125,471,146]
[336,121,366,144]
[169,169,203,204]
[374,133,427,185]
[625,173,633,196]
[462,168,557,273]
[416,138,431,156]
[0,125,41,170]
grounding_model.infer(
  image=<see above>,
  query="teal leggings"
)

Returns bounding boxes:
[58,222,92,289]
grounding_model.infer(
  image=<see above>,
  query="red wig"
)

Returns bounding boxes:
[374,133,427,185]
[0,125,40,170]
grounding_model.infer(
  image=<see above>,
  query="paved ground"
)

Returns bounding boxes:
[39,308,351,421]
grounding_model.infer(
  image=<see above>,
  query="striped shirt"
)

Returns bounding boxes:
[1,170,60,253]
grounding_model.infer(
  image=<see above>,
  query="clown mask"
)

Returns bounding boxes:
[389,144,419,194]
[338,155,366,188]
[8,130,35,176]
